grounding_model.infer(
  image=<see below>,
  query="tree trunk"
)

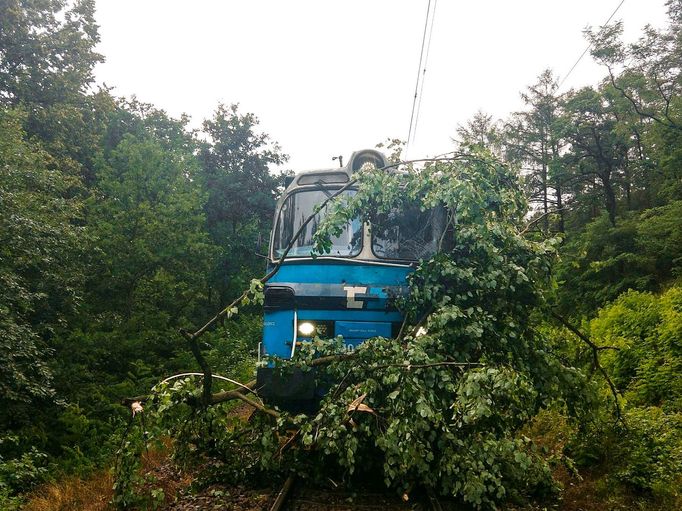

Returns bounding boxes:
[541,136,549,232]
[555,182,565,233]
[550,142,564,233]
[601,171,617,226]
[624,161,632,210]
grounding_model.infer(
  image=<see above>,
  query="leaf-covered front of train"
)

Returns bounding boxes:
[257,260,412,401]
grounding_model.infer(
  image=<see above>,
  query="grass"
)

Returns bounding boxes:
[23,471,114,511]
[21,445,191,511]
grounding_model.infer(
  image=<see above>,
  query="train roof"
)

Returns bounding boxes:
[283,149,390,192]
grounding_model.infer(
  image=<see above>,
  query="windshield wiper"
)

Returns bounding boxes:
[313,180,333,198]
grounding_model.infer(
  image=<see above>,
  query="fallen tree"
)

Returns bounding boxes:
[116,149,616,509]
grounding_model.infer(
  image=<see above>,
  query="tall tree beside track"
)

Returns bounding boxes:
[199,104,288,305]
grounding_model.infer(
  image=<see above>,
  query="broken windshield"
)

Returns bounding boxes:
[371,205,446,260]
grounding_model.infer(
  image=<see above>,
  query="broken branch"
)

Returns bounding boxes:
[550,310,625,426]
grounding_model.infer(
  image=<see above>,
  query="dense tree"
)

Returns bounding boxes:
[592,286,682,411]
[1,0,682,508]
[504,71,568,232]
[555,201,682,315]
[569,286,682,502]
[0,0,101,106]
[454,110,502,154]
[588,7,682,134]
[199,104,287,304]
[0,0,107,182]
[559,86,631,226]
[87,134,213,319]
[587,3,682,204]
[0,108,85,427]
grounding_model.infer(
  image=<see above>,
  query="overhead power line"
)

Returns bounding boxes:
[558,0,626,90]
[407,0,438,150]
[413,0,438,145]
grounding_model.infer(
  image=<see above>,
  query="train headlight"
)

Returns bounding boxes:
[298,322,316,336]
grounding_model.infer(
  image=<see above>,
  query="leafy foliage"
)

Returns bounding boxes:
[197,152,589,509]
[561,287,682,504]
[0,108,85,419]
[591,286,682,412]
[556,202,682,314]
[199,103,288,302]
[2,1,682,509]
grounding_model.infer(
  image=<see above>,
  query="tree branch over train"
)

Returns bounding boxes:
[118,147,605,509]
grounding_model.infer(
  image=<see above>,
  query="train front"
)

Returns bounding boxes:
[256,150,440,407]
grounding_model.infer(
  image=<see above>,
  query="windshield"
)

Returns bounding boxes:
[272,190,362,258]
[371,205,446,260]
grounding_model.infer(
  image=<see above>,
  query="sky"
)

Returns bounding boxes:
[93,0,670,171]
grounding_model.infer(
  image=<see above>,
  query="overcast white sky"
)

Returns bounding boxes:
[94,1,669,171]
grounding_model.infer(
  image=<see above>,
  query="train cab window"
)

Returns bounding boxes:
[273,190,362,258]
[371,205,446,260]
[297,173,349,185]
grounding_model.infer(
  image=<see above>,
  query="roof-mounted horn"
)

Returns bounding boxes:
[347,149,388,173]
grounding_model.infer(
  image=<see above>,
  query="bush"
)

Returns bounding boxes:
[566,286,682,505]
[616,408,682,498]
[0,437,48,495]
[591,286,682,411]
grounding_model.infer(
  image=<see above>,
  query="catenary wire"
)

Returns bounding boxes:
[558,0,626,90]
[407,0,433,149]
[412,0,438,145]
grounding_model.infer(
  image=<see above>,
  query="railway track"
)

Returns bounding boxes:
[268,475,445,511]
[269,475,296,511]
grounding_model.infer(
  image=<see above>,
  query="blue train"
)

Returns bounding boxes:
[256,149,443,407]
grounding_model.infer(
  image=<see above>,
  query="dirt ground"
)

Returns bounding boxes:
[163,484,420,511]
